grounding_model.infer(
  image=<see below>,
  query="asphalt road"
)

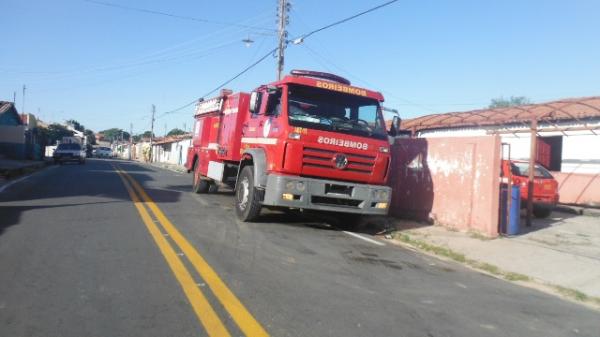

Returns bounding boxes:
[0,159,598,337]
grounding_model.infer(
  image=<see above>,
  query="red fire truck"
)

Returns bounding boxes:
[185,70,400,221]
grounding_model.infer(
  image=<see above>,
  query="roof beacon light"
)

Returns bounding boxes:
[290,69,351,85]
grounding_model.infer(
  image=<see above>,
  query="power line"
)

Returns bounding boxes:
[156,0,401,118]
[299,42,438,113]
[82,0,276,32]
[157,47,278,118]
[290,0,399,43]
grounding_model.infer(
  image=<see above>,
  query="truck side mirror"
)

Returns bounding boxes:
[389,115,401,137]
[249,92,259,114]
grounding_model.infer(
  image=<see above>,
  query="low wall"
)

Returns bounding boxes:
[552,172,600,207]
[389,136,501,237]
[0,125,26,159]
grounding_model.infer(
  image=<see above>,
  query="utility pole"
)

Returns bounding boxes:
[129,122,133,160]
[276,0,290,80]
[22,85,26,113]
[164,123,167,137]
[13,91,16,104]
[526,119,538,227]
[149,105,155,163]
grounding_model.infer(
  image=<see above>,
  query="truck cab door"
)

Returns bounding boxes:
[243,89,283,143]
[242,90,266,142]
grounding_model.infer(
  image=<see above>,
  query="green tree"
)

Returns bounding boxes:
[84,129,97,145]
[167,128,186,136]
[100,128,130,142]
[66,119,85,132]
[45,124,74,145]
[489,96,531,109]
[140,131,154,140]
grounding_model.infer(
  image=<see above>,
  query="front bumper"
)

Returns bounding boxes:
[262,173,391,215]
[54,154,83,162]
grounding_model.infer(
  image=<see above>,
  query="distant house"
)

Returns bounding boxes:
[150,134,192,166]
[0,101,27,159]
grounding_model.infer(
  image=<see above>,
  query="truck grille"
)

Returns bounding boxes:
[302,146,375,175]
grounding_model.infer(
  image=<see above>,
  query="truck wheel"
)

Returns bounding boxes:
[208,182,219,193]
[235,166,262,221]
[192,164,209,193]
[533,207,552,219]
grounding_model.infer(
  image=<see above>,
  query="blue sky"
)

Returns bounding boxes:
[2,0,599,134]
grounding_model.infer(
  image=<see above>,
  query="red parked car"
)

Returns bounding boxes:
[501,160,559,218]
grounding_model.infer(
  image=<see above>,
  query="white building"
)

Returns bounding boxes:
[402,96,600,174]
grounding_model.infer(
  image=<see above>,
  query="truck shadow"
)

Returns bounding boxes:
[256,209,394,235]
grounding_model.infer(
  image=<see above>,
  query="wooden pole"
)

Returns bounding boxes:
[526,119,538,226]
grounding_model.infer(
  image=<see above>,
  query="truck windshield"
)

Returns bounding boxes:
[287,84,387,140]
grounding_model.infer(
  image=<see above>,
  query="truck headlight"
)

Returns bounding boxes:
[373,189,389,200]
[375,202,388,209]
[296,181,305,191]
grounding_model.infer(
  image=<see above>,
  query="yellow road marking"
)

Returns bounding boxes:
[118,166,269,337]
[114,166,231,337]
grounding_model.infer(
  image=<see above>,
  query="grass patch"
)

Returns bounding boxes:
[472,262,501,276]
[395,233,466,263]
[554,286,589,302]
[393,231,600,308]
[468,231,493,241]
[504,272,531,282]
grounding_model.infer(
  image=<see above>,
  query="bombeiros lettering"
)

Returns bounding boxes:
[315,81,367,97]
[317,136,368,150]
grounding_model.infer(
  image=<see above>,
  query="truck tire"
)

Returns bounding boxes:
[192,164,210,194]
[208,182,219,193]
[235,166,262,221]
[533,207,552,219]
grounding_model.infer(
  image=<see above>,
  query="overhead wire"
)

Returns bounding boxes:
[82,0,276,33]
[289,0,399,42]
[141,0,403,118]
[156,47,278,118]
[3,10,275,82]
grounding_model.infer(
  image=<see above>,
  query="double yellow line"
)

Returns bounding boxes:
[113,164,268,337]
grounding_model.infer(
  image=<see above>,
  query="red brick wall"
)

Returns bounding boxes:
[389,136,501,237]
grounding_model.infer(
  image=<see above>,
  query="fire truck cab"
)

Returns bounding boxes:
[185,70,399,221]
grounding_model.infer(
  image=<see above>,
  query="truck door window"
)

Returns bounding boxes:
[357,105,382,130]
[265,91,282,116]
[251,92,263,117]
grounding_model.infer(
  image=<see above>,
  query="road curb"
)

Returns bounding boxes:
[0,160,53,192]
[0,160,51,179]
[386,231,600,311]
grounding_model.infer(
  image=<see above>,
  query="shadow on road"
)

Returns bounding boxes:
[0,201,122,237]
[0,159,181,237]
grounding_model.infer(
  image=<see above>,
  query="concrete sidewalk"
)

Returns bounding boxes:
[144,161,188,173]
[390,211,600,306]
